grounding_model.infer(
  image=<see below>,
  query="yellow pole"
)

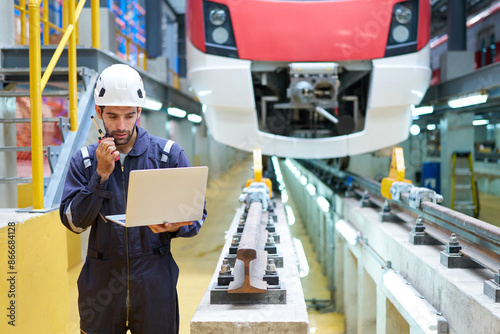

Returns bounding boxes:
[68,0,78,131]
[40,25,74,91]
[91,0,101,49]
[20,0,27,45]
[253,149,263,182]
[75,1,80,45]
[126,38,130,61]
[41,0,86,91]
[29,0,44,210]
[62,0,68,30]
[43,0,49,45]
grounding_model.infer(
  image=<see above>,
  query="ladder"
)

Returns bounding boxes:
[451,151,479,218]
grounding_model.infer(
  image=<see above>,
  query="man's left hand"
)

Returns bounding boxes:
[148,221,193,234]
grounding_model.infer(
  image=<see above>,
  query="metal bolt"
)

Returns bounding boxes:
[415,216,424,226]
[231,236,239,246]
[414,216,425,233]
[382,200,391,213]
[266,258,277,275]
[446,233,462,254]
[449,233,459,245]
[266,236,275,246]
[219,259,232,276]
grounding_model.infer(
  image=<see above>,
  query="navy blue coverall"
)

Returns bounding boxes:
[60,126,206,334]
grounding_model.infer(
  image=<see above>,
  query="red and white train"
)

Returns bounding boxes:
[187,0,431,159]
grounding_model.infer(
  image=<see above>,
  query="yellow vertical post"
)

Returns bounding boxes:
[244,148,273,197]
[91,0,101,49]
[253,148,263,182]
[74,0,79,45]
[68,0,78,131]
[43,0,49,45]
[62,0,68,30]
[20,0,27,45]
[126,38,130,61]
[28,0,44,210]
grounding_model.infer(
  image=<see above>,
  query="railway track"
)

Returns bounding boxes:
[298,159,500,277]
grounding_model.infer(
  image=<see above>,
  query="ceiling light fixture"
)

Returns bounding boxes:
[144,97,163,111]
[411,105,434,117]
[187,114,202,123]
[167,107,187,118]
[448,91,488,109]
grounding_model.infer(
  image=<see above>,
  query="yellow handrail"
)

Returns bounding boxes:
[29,0,99,209]
[40,27,74,91]
[116,30,148,71]
[16,0,69,45]
[68,0,79,133]
[43,0,49,45]
[63,0,68,29]
[47,21,65,34]
[91,0,101,49]
[29,0,43,210]
[14,1,28,44]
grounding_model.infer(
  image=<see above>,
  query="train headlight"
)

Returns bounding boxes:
[209,9,226,26]
[203,0,238,58]
[394,5,412,24]
[392,25,410,43]
[212,27,229,44]
[384,0,419,57]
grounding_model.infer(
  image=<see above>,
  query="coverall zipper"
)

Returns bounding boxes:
[122,163,130,328]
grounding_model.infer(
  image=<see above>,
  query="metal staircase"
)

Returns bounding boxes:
[0,65,98,209]
[0,46,201,209]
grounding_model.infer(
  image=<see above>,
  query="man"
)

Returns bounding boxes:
[60,64,206,334]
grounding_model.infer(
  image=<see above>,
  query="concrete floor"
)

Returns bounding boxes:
[66,159,500,333]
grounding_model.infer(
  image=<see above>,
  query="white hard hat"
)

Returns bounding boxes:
[94,64,146,107]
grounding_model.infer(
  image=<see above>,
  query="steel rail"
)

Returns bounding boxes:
[300,159,500,272]
[228,202,268,293]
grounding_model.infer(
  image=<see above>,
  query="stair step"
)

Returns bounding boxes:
[0,177,33,184]
[0,117,69,123]
[0,66,84,83]
[454,168,472,175]
[0,146,48,152]
[454,184,472,190]
[454,201,476,210]
[0,90,70,97]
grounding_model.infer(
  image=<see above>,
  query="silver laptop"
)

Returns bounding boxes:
[106,166,208,227]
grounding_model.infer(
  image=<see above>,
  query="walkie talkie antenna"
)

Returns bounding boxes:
[90,115,105,140]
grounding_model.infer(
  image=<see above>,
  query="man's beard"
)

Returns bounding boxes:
[103,124,135,146]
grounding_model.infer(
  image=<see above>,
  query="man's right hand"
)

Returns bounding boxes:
[96,137,119,183]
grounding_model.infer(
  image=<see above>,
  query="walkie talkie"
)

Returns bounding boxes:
[91,115,120,161]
